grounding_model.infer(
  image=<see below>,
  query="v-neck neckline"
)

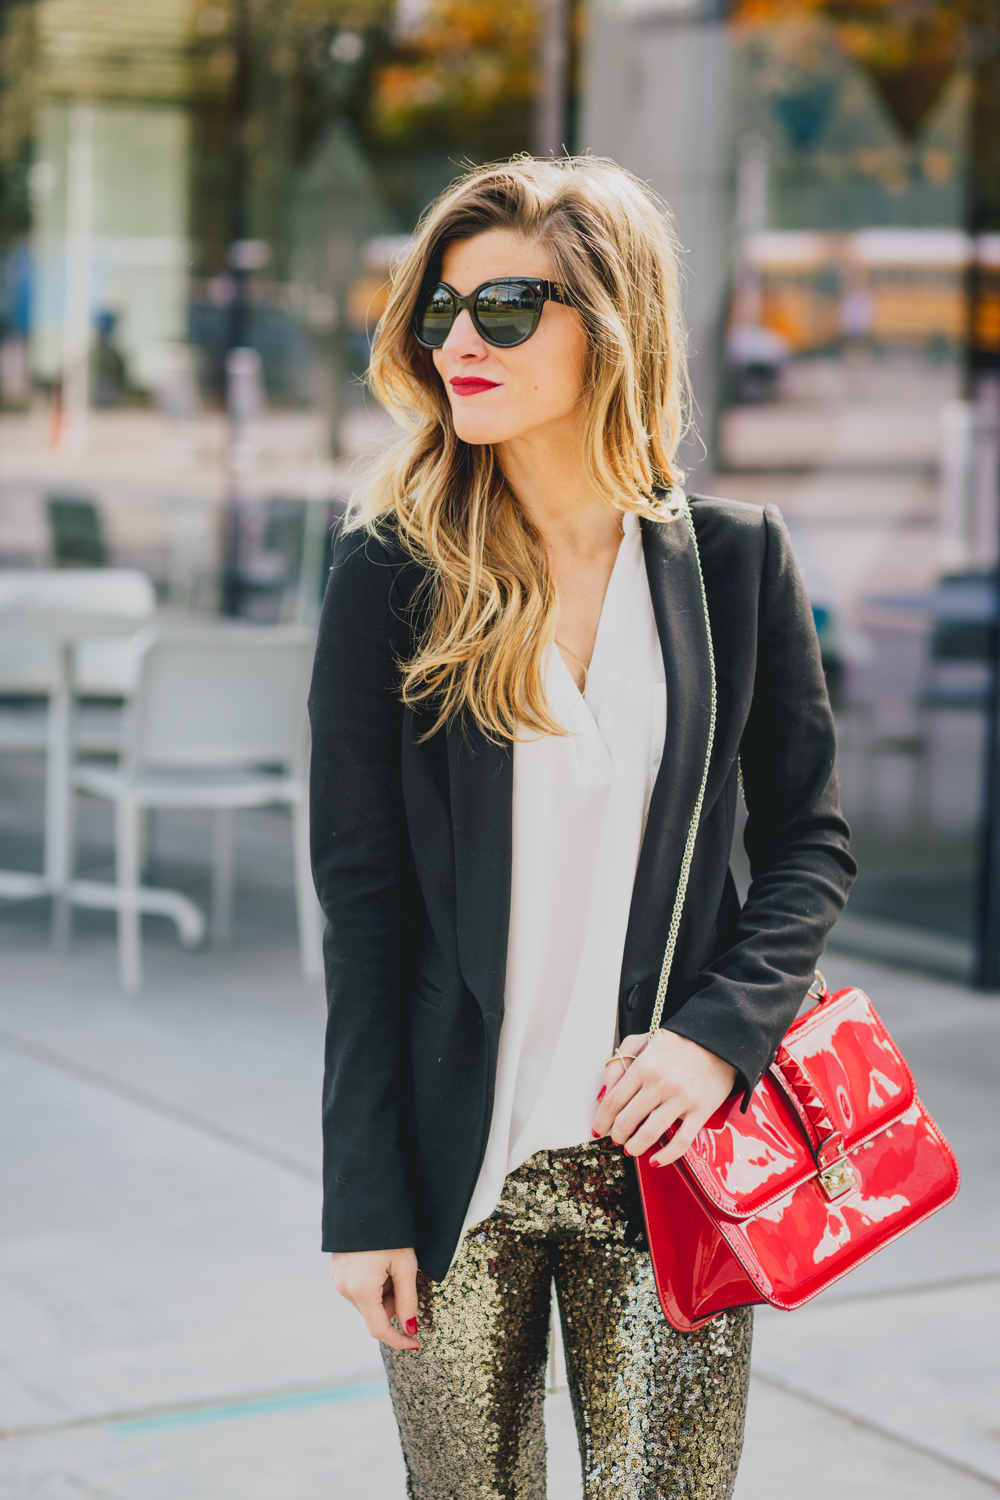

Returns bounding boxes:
[549,512,643,728]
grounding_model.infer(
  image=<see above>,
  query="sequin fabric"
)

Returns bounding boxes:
[382,1141,752,1500]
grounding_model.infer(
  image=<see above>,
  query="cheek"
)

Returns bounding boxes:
[522,343,587,412]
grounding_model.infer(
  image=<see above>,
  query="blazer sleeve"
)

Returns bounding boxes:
[663,504,857,1102]
[309,527,420,1252]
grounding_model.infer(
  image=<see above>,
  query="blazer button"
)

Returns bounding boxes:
[626,985,641,1012]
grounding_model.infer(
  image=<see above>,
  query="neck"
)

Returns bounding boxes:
[496,410,622,557]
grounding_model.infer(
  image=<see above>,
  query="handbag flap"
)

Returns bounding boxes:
[678,987,917,1219]
[778,985,916,1150]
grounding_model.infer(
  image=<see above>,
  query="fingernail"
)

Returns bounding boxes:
[650,1158,662,1168]
[597,1086,606,1101]
[592,1130,602,1139]
[623,1146,632,1156]
[405,1318,418,1336]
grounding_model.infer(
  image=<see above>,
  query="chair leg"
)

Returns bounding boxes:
[51,778,78,951]
[211,808,235,947]
[136,806,149,877]
[115,797,143,993]
[292,797,323,983]
[45,665,72,951]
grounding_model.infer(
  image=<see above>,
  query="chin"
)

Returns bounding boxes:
[451,413,519,447]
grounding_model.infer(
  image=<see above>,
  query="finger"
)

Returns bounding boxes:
[621,1101,683,1161]
[608,1076,685,1147]
[594,1034,650,1114]
[391,1258,421,1345]
[648,1113,706,1168]
[352,1278,419,1351]
[605,1036,649,1094]
[600,1059,627,1094]
[592,1059,644,1136]
[594,1059,626,1116]
[380,1272,398,1323]
[344,1272,419,1356]
[618,1033,652,1060]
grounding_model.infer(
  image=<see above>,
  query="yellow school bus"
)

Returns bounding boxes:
[736,229,999,358]
[741,232,842,353]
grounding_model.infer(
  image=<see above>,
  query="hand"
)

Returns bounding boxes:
[591,1030,737,1167]
[330,1247,420,1351]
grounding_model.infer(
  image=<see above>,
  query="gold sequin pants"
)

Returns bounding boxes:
[382,1141,752,1500]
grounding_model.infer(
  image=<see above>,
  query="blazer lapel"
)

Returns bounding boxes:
[447,722,513,1019]
[621,512,716,992]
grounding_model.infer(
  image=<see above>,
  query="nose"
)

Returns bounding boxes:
[440,307,486,359]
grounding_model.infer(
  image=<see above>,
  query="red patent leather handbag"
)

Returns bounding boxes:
[635,973,960,1331]
[636,507,961,1333]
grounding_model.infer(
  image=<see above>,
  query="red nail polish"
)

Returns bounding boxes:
[623,1146,632,1156]
[597,1086,606,1101]
[405,1317,418,1336]
[591,1130,601,1139]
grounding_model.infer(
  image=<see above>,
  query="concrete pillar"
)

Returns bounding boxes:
[579,0,735,483]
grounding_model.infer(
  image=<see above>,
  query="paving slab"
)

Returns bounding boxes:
[0,1034,378,1425]
[0,1384,405,1500]
[751,1287,1000,1488]
[734,1374,1000,1500]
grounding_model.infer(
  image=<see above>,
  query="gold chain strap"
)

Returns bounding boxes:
[647,502,718,1042]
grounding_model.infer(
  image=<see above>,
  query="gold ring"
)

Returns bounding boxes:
[603,1050,638,1069]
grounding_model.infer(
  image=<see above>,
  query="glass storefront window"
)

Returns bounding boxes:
[0,0,556,615]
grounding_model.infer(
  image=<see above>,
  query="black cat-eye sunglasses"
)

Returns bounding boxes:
[412,277,572,350]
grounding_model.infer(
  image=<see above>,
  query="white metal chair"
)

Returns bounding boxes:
[0,566,155,616]
[0,570,156,926]
[71,624,322,992]
[0,567,155,745]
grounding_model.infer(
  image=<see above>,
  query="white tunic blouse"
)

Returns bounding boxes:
[460,512,667,1241]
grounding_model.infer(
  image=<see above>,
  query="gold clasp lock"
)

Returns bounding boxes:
[818,1157,856,1199]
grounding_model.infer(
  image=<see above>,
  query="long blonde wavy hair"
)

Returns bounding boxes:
[349,154,691,741]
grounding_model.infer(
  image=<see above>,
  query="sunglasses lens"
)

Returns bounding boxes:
[418,285,456,347]
[475,282,539,345]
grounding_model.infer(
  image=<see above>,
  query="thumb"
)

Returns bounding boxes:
[390,1250,420,1342]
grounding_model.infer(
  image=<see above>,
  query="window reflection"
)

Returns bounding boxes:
[710,0,1000,972]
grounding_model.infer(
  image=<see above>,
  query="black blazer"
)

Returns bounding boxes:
[309,496,856,1280]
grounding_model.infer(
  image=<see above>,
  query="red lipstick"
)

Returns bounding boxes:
[450,377,500,396]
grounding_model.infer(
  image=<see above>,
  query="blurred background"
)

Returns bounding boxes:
[1,3,1000,1498]
[2,0,1000,976]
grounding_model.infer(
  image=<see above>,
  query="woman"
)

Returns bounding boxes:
[309,156,855,1500]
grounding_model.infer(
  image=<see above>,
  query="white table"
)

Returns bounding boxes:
[0,610,204,948]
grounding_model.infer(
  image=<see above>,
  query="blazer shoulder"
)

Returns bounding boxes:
[328,518,427,613]
[331,516,413,573]
[687,493,770,537]
[685,492,775,579]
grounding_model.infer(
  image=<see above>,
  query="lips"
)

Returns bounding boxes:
[450,377,500,396]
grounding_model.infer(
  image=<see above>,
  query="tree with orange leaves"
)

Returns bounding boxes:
[368,0,540,157]
[732,0,995,141]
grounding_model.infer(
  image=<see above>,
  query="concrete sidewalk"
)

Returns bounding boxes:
[1,808,998,1497]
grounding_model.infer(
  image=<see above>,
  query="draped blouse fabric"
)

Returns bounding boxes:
[459,512,667,1243]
